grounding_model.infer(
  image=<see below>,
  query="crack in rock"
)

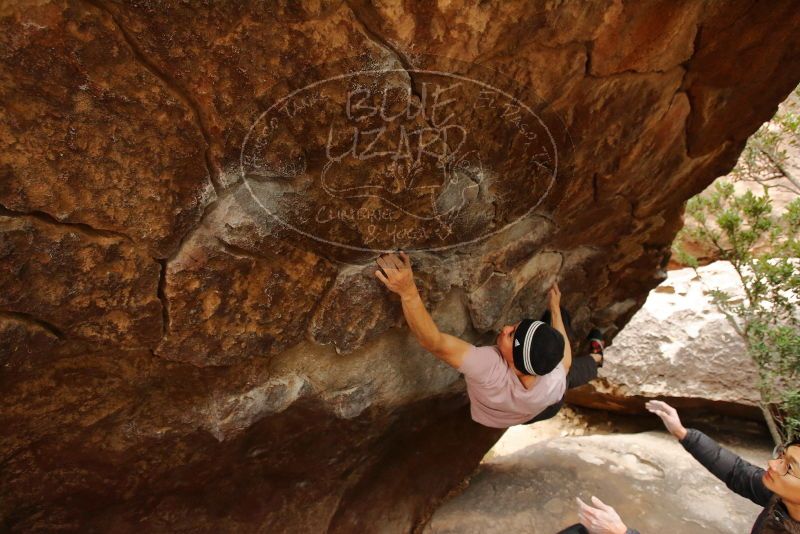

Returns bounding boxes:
[345,0,423,100]
[79,0,221,195]
[0,310,66,340]
[0,202,134,243]
[156,259,169,339]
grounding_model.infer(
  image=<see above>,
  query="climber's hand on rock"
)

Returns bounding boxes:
[547,281,561,311]
[576,496,628,534]
[375,252,417,300]
[646,400,688,440]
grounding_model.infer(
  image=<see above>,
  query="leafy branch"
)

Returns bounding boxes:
[672,86,800,443]
[674,183,800,444]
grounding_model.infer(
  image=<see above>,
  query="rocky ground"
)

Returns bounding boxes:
[426,409,773,534]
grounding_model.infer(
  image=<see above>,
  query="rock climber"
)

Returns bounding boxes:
[560,400,800,534]
[374,251,605,428]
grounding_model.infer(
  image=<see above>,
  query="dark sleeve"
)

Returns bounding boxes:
[626,529,641,534]
[679,428,773,507]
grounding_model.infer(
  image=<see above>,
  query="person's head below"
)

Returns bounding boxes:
[497,319,564,378]
[766,437,800,506]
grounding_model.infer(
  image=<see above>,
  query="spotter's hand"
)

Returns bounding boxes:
[374,252,417,299]
[576,496,628,534]
[645,400,688,440]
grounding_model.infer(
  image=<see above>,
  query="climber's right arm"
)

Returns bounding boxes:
[374,252,471,369]
[400,290,472,368]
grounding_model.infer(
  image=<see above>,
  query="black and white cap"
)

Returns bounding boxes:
[511,319,565,376]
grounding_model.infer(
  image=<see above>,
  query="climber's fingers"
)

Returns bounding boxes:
[377,255,396,275]
[390,253,406,270]
[387,253,404,270]
[374,269,389,285]
[381,253,404,270]
[399,251,411,268]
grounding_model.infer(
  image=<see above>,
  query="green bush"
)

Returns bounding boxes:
[674,85,800,443]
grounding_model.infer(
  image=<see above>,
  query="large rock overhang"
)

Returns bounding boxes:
[2,1,800,531]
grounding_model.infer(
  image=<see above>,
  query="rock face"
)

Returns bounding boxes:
[427,430,770,534]
[670,89,799,268]
[2,1,800,531]
[566,262,763,417]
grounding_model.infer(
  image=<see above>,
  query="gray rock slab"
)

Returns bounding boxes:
[427,430,770,534]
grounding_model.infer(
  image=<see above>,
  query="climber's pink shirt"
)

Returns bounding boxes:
[457,344,566,428]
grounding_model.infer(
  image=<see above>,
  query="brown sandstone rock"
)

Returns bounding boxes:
[155,212,338,365]
[0,314,64,369]
[0,0,214,258]
[2,0,800,532]
[0,215,161,347]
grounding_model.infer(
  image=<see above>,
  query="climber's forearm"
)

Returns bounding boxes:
[549,307,572,370]
[399,287,442,351]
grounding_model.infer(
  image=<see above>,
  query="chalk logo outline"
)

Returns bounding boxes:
[240,67,560,253]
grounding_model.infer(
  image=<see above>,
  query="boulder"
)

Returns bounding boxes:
[566,261,762,417]
[2,0,800,531]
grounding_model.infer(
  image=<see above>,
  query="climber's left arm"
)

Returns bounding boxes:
[547,291,572,372]
[374,252,471,368]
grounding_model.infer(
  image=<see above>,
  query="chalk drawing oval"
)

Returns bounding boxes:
[240,65,562,253]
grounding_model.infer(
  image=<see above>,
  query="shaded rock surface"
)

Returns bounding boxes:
[566,261,762,417]
[2,1,800,532]
[427,428,771,534]
[671,89,800,268]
